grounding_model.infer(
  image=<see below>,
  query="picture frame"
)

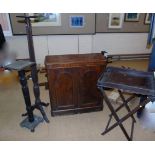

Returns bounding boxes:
[124,13,140,22]
[30,13,61,27]
[144,13,151,24]
[108,13,124,29]
[70,16,85,28]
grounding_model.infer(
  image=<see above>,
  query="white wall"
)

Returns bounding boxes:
[5,33,151,66]
[93,33,151,54]
[47,35,79,55]
[6,36,29,58]
[33,36,48,65]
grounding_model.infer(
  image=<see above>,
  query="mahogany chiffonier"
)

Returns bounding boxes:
[45,53,107,116]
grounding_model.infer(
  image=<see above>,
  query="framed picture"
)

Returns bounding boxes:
[70,16,85,28]
[30,13,61,27]
[108,13,124,29]
[0,13,12,36]
[124,13,140,22]
[144,13,151,24]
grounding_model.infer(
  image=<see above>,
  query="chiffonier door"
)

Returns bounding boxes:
[78,65,104,108]
[47,68,78,110]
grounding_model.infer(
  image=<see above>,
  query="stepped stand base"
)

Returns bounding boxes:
[20,115,44,132]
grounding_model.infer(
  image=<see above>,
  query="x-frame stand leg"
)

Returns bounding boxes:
[118,90,136,123]
[99,87,150,141]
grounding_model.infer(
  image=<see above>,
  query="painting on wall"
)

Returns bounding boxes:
[30,13,61,27]
[70,16,85,28]
[124,13,140,22]
[144,13,151,24]
[108,13,124,29]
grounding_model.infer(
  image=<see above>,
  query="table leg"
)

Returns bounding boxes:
[31,65,49,123]
[99,87,131,140]
[18,70,34,122]
[18,70,44,132]
[118,90,136,122]
[99,87,150,140]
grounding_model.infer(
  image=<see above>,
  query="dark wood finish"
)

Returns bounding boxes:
[18,70,34,122]
[4,60,44,132]
[45,53,107,116]
[16,15,49,123]
[97,66,155,140]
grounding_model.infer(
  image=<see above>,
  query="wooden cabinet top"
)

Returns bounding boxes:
[45,53,107,69]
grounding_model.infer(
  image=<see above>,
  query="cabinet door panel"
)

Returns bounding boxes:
[48,68,78,110]
[55,73,74,107]
[78,65,104,107]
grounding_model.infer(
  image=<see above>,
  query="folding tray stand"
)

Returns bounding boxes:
[97,66,155,140]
